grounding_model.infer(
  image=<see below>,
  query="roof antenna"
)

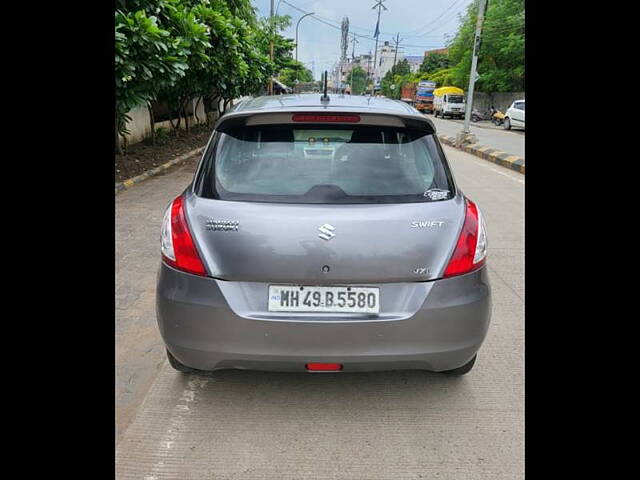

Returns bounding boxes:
[320,70,330,103]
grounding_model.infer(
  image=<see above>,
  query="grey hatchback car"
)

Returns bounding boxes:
[156,93,491,375]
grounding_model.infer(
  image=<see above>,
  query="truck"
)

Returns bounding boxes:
[433,86,466,119]
[415,80,436,114]
[400,83,417,105]
[400,80,436,113]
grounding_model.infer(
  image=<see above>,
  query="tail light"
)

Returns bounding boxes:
[292,114,360,123]
[306,363,343,371]
[160,195,207,276]
[443,197,487,278]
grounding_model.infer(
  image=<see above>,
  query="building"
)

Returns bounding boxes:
[373,41,404,85]
[423,48,449,57]
[336,53,375,91]
[404,55,425,73]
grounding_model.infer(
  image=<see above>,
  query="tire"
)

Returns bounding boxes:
[471,116,479,122]
[503,117,511,130]
[166,349,197,373]
[441,354,476,375]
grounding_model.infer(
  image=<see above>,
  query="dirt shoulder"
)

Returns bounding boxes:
[115,125,211,183]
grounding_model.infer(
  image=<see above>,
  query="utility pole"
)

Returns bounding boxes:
[268,0,274,95]
[459,0,488,145]
[349,34,358,94]
[370,0,387,94]
[367,50,372,93]
[351,33,358,60]
[392,32,402,69]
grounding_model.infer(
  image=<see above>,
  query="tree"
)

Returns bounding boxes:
[392,58,411,76]
[379,58,412,98]
[279,61,313,88]
[419,52,450,75]
[156,2,210,135]
[447,0,524,92]
[115,6,190,153]
[425,68,453,87]
[348,66,368,95]
[115,0,302,152]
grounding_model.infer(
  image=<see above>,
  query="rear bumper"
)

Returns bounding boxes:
[156,263,491,372]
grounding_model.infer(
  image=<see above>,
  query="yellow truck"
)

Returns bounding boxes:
[433,86,466,119]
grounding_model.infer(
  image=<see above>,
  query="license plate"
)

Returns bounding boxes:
[268,285,380,313]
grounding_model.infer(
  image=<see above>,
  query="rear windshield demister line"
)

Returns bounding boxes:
[195,123,455,204]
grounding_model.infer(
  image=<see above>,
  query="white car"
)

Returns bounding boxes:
[504,99,525,130]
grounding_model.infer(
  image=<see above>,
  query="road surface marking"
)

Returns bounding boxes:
[144,374,210,480]
[467,157,525,184]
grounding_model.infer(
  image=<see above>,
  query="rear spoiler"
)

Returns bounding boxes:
[214,110,435,135]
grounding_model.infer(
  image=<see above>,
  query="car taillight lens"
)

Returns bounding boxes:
[443,198,487,278]
[160,195,207,276]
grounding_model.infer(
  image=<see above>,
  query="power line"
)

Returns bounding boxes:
[407,0,471,39]
[308,0,470,39]
[401,0,468,37]
[279,0,458,47]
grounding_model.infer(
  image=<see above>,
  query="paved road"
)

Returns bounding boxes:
[116,146,524,479]
[428,114,525,158]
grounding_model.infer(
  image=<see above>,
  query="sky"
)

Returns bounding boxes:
[252,0,473,80]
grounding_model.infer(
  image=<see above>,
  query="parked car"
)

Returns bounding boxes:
[156,93,492,376]
[504,99,525,130]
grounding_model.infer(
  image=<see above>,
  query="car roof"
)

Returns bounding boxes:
[231,93,421,117]
[217,93,436,133]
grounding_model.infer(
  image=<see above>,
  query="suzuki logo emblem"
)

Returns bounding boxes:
[318,224,336,241]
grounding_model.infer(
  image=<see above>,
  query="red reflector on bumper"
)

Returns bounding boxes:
[306,363,343,371]
[292,114,360,123]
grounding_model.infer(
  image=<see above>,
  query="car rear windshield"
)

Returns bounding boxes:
[195,123,455,204]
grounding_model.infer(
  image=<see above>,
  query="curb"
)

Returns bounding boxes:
[438,134,525,175]
[115,146,206,195]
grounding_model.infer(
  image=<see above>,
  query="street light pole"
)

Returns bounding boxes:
[295,12,314,92]
[295,13,314,64]
[461,0,488,140]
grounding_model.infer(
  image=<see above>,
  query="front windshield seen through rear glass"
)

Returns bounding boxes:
[198,124,454,204]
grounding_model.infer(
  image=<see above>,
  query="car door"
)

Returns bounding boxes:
[511,102,525,127]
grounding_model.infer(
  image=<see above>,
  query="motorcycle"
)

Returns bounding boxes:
[471,108,493,122]
[491,109,505,126]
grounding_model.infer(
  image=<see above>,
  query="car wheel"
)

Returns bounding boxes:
[503,117,511,130]
[441,354,476,375]
[166,349,197,373]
